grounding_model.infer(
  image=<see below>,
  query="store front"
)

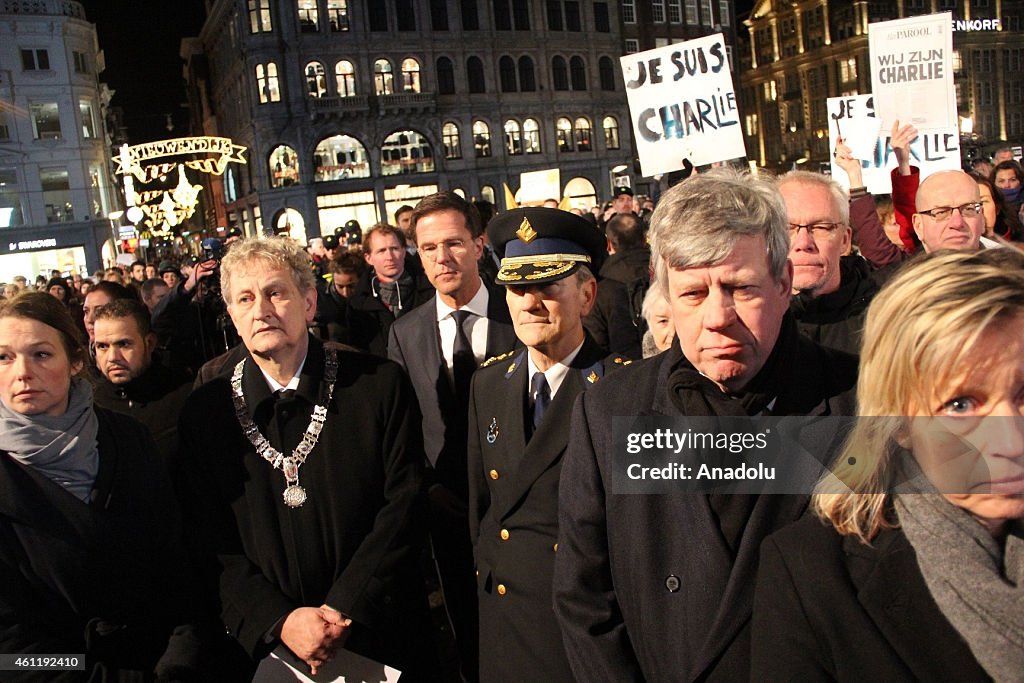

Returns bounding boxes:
[0,221,109,282]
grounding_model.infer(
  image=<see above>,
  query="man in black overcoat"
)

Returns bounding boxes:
[553,168,858,682]
[177,236,434,679]
[467,208,610,682]
[387,192,516,681]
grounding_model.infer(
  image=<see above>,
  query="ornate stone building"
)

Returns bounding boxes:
[182,0,633,240]
[738,0,1024,171]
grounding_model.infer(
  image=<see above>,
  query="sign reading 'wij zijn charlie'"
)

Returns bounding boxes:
[621,33,745,176]
[868,12,957,132]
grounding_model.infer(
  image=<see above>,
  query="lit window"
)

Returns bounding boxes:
[374,59,395,95]
[249,0,272,32]
[305,61,327,98]
[335,60,356,97]
[574,117,592,151]
[30,102,60,140]
[256,63,281,103]
[327,0,350,30]
[473,120,491,157]
[269,145,300,187]
[523,118,541,153]
[443,122,462,159]
[401,58,421,93]
[504,119,523,155]
[556,117,574,152]
[79,101,96,139]
[313,135,371,181]
[297,0,318,31]
[381,130,435,175]
[603,116,619,149]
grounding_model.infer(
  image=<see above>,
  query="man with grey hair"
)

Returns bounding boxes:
[779,170,878,355]
[177,236,434,678]
[553,168,857,682]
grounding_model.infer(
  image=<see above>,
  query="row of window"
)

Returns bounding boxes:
[620,0,728,26]
[250,0,611,35]
[266,115,621,187]
[19,48,90,74]
[256,54,616,103]
[0,101,99,142]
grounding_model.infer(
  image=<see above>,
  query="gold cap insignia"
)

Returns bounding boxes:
[517,217,538,243]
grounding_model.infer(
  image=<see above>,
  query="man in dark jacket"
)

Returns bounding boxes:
[585,213,650,358]
[553,169,858,682]
[779,170,879,355]
[92,298,192,464]
[346,224,434,355]
[177,236,434,678]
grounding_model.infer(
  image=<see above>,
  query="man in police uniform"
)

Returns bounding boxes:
[467,207,608,682]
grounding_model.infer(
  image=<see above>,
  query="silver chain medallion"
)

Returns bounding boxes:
[231,348,339,508]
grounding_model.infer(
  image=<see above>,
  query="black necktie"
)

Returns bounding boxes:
[275,388,296,403]
[531,372,550,433]
[451,309,475,404]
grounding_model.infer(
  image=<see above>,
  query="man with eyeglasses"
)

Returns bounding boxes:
[387,191,516,682]
[778,171,879,355]
[911,170,987,252]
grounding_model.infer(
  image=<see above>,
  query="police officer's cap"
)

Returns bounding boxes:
[323,234,339,250]
[487,207,606,285]
[226,227,242,238]
[158,260,179,275]
[613,185,634,198]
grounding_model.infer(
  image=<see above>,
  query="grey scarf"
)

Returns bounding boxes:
[894,457,1024,682]
[0,377,99,503]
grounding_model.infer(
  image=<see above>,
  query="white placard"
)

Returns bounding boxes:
[829,128,961,195]
[827,95,883,161]
[868,12,957,132]
[620,33,745,176]
[517,168,561,205]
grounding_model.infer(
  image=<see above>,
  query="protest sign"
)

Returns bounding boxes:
[827,94,882,161]
[620,33,745,176]
[868,12,957,131]
[517,168,561,205]
[829,127,960,195]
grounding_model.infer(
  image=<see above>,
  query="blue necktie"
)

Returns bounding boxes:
[531,372,550,433]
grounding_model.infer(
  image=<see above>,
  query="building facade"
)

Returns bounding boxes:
[183,0,634,241]
[0,0,118,281]
[738,0,1024,171]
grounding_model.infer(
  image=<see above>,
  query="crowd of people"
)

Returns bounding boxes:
[0,139,1021,682]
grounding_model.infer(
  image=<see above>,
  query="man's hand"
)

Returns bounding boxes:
[184,259,218,294]
[279,606,352,675]
[833,139,864,188]
[889,120,918,176]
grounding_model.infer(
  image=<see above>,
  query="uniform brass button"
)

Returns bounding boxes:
[553,543,558,552]
[497,583,507,596]
[500,529,510,541]
[665,575,681,593]
[489,469,500,480]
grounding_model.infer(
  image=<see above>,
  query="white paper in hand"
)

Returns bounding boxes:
[253,645,401,683]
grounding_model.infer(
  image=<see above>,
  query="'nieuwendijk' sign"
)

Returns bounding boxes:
[620,33,745,176]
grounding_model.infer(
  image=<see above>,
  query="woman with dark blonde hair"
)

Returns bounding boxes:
[752,248,1024,681]
[0,292,214,680]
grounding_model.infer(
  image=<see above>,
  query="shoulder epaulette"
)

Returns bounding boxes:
[480,349,516,368]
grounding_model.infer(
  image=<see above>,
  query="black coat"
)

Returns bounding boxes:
[92,358,193,465]
[790,255,879,355]
[346,262,435,357]
[176,337,434,676]
[553,341,858,682]
[0,408,208,682]
[752,514,990,681]
[468,338,609,683]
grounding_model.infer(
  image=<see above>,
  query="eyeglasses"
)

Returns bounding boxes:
[916,202,984,221]
[418,238,469,261]
[788,222,843,238]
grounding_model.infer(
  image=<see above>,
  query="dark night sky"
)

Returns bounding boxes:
[79,0,207,144]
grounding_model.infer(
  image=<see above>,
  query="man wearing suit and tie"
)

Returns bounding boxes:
[467,208,609,682]
[387,191,516,682]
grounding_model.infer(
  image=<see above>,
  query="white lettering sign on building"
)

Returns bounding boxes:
[868,12,957,132]
[620,33,745,176]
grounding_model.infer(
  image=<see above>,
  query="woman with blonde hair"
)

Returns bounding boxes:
[752,248,1024,681]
